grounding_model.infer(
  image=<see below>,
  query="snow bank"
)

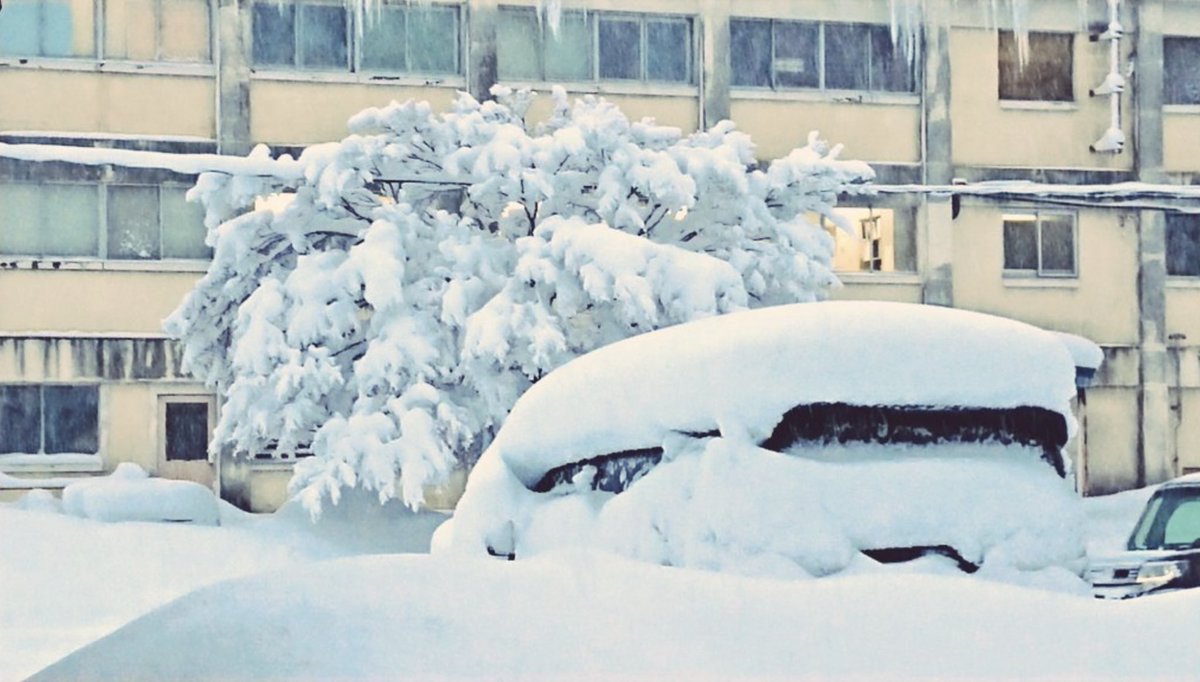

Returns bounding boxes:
[61,464,220,525]
[1053,331,1105,370]
[489,301,1077,486]
[33,551,1200,681]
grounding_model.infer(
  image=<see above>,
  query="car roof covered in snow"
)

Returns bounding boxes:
[491,301,1079,485]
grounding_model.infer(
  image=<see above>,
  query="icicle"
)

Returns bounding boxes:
[1011,0,1030,68]
[886,0,921,69]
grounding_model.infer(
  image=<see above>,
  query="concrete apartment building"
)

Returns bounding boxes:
[1,0,1198,510]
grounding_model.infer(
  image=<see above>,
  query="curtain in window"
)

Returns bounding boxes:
[108,185,161,260]
[161,187,211,259]
[544,12,590,82]
[407,6,458,74]
[361,6,408,71]
[730,19,771,87]
[598,16,640,80]
[497,8,539,80]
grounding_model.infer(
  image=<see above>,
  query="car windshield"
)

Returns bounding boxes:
[1128,486,1200,550]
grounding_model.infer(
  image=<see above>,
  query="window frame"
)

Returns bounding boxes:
[0,384,101,456]
[496,6,695,86]
[0,181,210,263]
[729,17,918,95]
[1001,210,1078,279]
[250,0,463,77]
[102,0,215,64]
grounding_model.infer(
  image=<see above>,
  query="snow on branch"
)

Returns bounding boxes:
[160,87,871,512]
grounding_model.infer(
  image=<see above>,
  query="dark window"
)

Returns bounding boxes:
[1003,212,1076,276]
[825,23,871,90]
[0,385,98,455]
[730,19,913,92]
[998,31,1073,102]
[498,9,687,84]
[773,21,819,88]
[252,3,295,66]
[108,185,161,260]
[1167,213,1200,277]
[43,386,99,454]
[0,386,41,454]
[730,19,771,87]
[165,402,210,461]
[646,19,689,82]
[252,2,349,69]
[1165,37,1200,105]
[598,16,641,80]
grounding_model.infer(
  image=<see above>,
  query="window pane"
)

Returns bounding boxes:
[42,0,88,57]
[496,7,538,80]
[43,385,99,454]
[1039,215,1075,273]
[43,184,100,257]
[1167,213,1200,277]
[361,6,406,71]
[1003,217,1038,270]
[730,19,771,87]
[773,21,819,88]
[870,25,915,92]
[825,23,870,91]
[0,1,43,56]
[252,3,295,66]
[166,402,210,461]
[646,19,688,83]
[598,17,641,80]
[105,0,158,60]
[0,385,41,454]
[544,12,590,81]
[999,31,1073,102]
[298,4,347,69]
[161,187,211,259]
[0,184,43,255]
[108,185,161,259]
[161,0,212,62]
[1165,37,1200,105]
[407,6,458,74]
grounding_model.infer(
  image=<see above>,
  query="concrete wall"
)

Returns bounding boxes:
[0,269,203,334]
[951,205,1139,345]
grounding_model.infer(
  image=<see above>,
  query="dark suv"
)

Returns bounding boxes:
[1088,475,1200,599]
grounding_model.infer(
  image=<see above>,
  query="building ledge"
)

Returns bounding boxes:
[1166,277,1200,289]
[0,258,209,273]
[0,454,104,476]
[251,69,467,90]
[1002,275,1080,289]
[731,88,918,106]
[0,57,215,78]
[998,100,1078,113]
[837,272,922,286]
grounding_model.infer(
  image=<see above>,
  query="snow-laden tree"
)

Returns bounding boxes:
[166,86,874,512]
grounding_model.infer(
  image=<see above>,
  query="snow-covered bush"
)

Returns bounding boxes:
[167,87,873,512]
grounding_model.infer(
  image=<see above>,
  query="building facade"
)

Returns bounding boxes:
[1,0,1198,509]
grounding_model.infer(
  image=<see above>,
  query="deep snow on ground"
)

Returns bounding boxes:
[32,551,1200,682]
[0,492,446,681]
[0,481,1185,681]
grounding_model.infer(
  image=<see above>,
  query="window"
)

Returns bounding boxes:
[497,8,691,84]
[824,207,917,273]
[252,0,459,74]
[104,0,211,62]
[0,0,95,58]
[0,183,209,260]
[1166,213,1200,277]
[730,19,915,93]
[1002,211,1076,276]
[0,385,99,455]
[0,0,210,62]
[1165,37,1200,105]
[164,401,210,461]
[998,31,1073,102]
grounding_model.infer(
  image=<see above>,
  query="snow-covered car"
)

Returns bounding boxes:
[1088,474,1200,599]
[436,301,1092,580]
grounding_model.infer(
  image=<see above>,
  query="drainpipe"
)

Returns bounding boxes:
[1090,0,1125,153]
